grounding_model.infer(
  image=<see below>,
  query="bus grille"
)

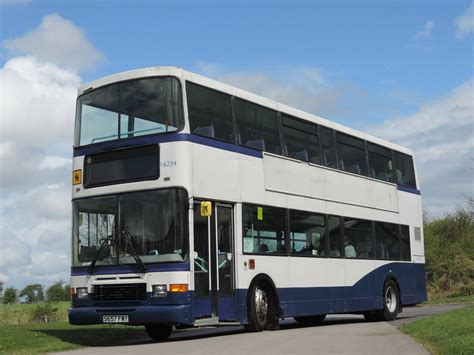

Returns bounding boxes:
[92,283,147,301]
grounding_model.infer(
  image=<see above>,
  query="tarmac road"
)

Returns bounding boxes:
[54,304,465,355]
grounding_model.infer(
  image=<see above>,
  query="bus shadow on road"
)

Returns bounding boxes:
[36,317,367,347]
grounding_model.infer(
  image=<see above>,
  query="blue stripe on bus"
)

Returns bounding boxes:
[71,261,190,276]
[397,185,421,195]
[73,133,263,158]
[73,133,421,195]
[68,262,426,325]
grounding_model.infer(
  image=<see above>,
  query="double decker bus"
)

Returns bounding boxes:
[69,67,426,341]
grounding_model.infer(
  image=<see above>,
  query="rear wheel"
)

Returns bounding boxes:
[294,314,326,325]
[145,324,172,341]
[364,280,400,322]
[380,280,400,321]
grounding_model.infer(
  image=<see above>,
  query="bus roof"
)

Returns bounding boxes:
[79,66,414,156]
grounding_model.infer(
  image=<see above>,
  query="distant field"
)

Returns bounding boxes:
[401,304,474,355]
[0,301,69,325]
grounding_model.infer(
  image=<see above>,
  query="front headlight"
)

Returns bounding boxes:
[152,284,167,297]
[76,287,88,299]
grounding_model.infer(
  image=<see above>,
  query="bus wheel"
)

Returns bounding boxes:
[145,324,172,341]
[379,280,400,321]
[245,283,268,332]
[294,314,326,325]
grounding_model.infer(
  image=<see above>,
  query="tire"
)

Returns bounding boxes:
[378,280,400,321]
[245,283,268,332]
[364,280,400,322]
[294,314,326,325]
[145,324,172,341]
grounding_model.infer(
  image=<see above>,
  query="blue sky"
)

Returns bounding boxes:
[0,0,472,288]
[2,1,472,125]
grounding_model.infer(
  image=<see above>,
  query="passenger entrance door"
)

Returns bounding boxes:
[193,202,236,321]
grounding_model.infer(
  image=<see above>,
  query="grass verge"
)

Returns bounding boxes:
[425,294,474,305]
[0,322,148,354]
[400,304,474,355]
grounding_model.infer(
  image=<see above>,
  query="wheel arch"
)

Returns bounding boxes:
[247,273,281,317]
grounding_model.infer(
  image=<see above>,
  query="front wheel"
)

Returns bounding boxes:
[245,284,268,332]
[145,324,172,341]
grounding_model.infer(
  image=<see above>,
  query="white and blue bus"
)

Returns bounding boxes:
[69,67,426,340]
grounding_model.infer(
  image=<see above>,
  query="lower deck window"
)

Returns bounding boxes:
[242,204,286,255]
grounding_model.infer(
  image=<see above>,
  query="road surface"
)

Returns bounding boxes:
[54,304,465,355]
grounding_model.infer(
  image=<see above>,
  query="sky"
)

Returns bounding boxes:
[0,0,473,289]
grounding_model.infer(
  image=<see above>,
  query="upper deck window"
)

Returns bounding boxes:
[235,99,280,154]
[336,133,368,176]
[75,77,182,147]
[186,82,234,142]
[368,143,393,182]
[282,115,320,164]
[393,151,417,189]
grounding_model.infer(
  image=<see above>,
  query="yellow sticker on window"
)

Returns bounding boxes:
[257,207,263,220]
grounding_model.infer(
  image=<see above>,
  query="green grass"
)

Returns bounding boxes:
[0,322,148,354]
[425,295,474,305]
[401,304,474,355]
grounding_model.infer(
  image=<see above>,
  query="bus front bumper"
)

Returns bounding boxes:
[69,304,193,325]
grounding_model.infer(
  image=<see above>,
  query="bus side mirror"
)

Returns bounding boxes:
[200,201,212,217]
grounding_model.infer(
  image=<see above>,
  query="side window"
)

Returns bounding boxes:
[336,133,368,176]
[236,99,280,154]
[320,127,337,168]
[289,210,326,256]
[328,216,342,257]
[400,225,411,261]
[344,218,373,259]
[374,222,399,260]
[368,143,393,182]
[186,82,234,142]
[242,204,286,255]
[282,115,320,164]
[393,152,417,188]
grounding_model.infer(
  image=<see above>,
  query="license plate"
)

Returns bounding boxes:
[102,315,129,323]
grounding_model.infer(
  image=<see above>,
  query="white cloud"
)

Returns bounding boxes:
[415,20,435,39]
[370,78,474,216]
[454,2,474,39]
[4,13,104,71]
[0,14,101,289]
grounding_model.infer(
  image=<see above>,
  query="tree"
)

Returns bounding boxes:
[63,283,71,301]
[19,284,44,303]
[3,287,17,304]
[47,282,70,302]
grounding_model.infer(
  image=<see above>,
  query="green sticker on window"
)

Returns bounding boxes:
[257,207,263,220]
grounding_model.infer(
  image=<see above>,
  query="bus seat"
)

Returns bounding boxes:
[245,138,266,151]
[346,164,361,174]
[193,125,215,138]
[259,243,269,253]
[294,149,309,161]
[376,172,389,181]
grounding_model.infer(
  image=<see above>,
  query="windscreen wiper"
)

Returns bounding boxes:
[121,229,148,273]
[88,234,114,275]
